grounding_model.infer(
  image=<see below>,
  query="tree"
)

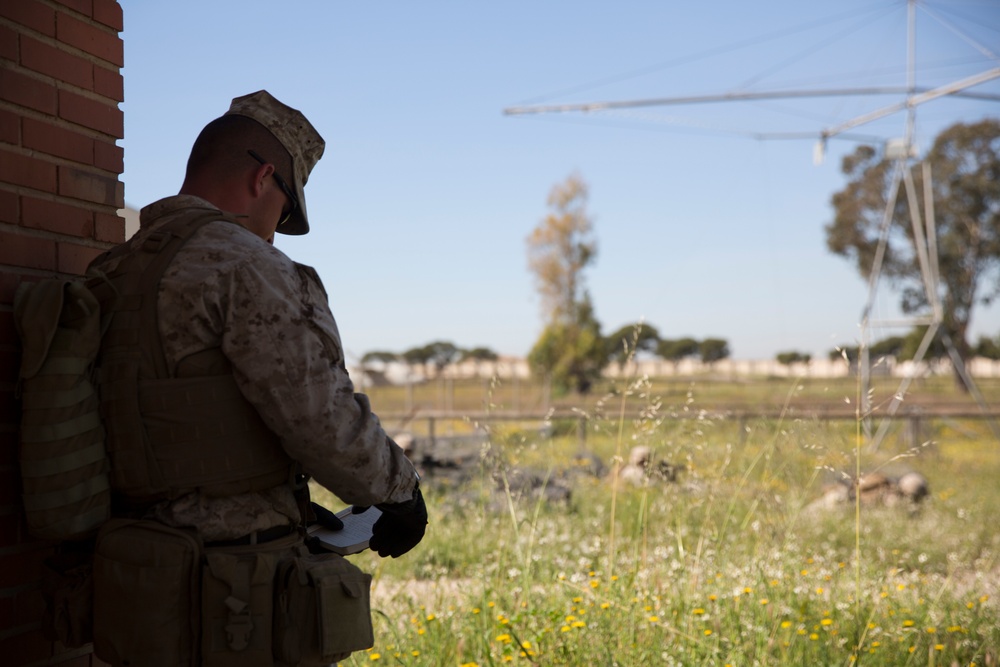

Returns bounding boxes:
[657,337,700,370]
[825,119,1000,387]
[361,350,399,367]
[605,322,661,370]
[526,173,603,393]
[776,351,811,366]
[528,294,605,394]
[460,346,499,377]
[975,334,1000,360]
[898,326,948,362]
[699,338,730,365]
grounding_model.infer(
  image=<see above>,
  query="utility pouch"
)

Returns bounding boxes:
[273,553,374,666]
[92,519,201,667]
[201,532,302,667]
[40,545,94,648]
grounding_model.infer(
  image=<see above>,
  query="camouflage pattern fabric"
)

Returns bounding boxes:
[95,195,416,540]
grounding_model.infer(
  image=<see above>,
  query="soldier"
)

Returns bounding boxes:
[87,91,425,666]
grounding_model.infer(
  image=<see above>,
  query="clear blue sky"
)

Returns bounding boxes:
[118,1,1000,363]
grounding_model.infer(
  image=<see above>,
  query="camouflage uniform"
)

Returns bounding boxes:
[95,194,416,541]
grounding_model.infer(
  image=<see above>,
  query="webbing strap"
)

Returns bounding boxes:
[21,380,92,410]
[21,442,106,478]
[20,412,101,443]
[36,505,109,538]
[36,357,90,376]
[22,474,110,512]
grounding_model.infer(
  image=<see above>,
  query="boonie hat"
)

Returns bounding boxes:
[226,90,325,235]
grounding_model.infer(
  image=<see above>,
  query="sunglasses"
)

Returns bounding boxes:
[248,149,299,226]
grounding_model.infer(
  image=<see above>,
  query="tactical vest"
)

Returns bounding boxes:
[88,209,293,506]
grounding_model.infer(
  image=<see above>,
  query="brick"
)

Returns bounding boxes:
[0,270,27,304]
[0,231,57,271]
[0,149,57,191]
[94,138,122,173]
[0,107,18,144]
[0,68,57,115]
[22,196,94,236]
[21,36,93,90]
[58,89,122,137]
[0,25,17,62]
[93,0,123,31]
[0,1,56,38]
[56,12,122,67]
[54,0,93,16]
[56,240,104,274]
[94,211,123,243]
[92,65,122,102]
[0,627,52,666]
[0,512,22,548]
[58,165,118,205]
[24,117,94,164]
[0,189,17,224]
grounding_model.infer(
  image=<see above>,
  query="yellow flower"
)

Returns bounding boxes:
[801,569,809,576]
[946,625,964,633]
[821,619,833,626]
[600,602,611,609]
[648,616,660,623]
[693,608,705,615]
[926,627,936,634]
[590,580,600,589]
[902,620,914,627]
[472,608,481,615]
[521,641,532,649]
[611,575,618,581]
[560,626,571,633]
[781,621,792,629]
[759,599,769,606]
[981,595,990,603]
[872,641,881,648]
[815,587,824,595]
[704,629,713,636]
[425,614,436,622]
[809,633,819,641]
[708,594,717,602]
[573,596,583,603]
[417,628,425,636]
[935,644,944,651]
[411,651,420,657]
[572,621,586,628]
[495,634,512,643]
[743,587,753,594]
[370,654,381,661]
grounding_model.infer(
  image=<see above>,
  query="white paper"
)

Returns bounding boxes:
[307,506,382,555]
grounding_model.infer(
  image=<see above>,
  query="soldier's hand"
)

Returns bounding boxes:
[370,486,428,558]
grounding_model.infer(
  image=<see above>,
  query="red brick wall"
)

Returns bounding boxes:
[0,1,123,664]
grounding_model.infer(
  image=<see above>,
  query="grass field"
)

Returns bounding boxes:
[314,373,1000,666]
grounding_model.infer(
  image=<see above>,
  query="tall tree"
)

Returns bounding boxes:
[657,337,700,371]
[605,322,661,370]
[526,173,602,394]
[825,119,1000,385]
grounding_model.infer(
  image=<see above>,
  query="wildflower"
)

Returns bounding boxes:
[560,626,571,633]
[759,599,769,606]
[946,625,964,633]
[902,620,915,628]
[704,629,713,636]
[743,587,753,594]
[472,608,481,614]
[935,644,944,651]
[809,633,819,641]
[572,621,586,628]
[370,654,381,661]
[821,619,833,626]
[693,608,705,615]
[495,634,512,643]
[425,614,436,622]
[417,628,425,636]
[781,621,792,629]
[648,616,660,623]
[411,651,420,657]
[600,602,611,609]
[926,627,935,634]
[708,594,717,602]
[816,587,824,595]
[590,580,600,589]
[981,595,990,603]
[573,596,582,603]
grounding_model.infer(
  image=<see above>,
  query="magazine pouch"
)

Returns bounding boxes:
[92,519,201,667]
[273,553,374,666]
[201,532,302,667]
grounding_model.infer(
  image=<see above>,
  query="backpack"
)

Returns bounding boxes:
[14,277,111,541]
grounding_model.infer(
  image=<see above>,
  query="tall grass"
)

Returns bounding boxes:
[313,367,1000,666]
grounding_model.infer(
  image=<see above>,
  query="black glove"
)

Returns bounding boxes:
[368,486,428,558]
[308,502,344,531]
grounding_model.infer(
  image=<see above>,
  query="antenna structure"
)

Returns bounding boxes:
[504,0,1000,447]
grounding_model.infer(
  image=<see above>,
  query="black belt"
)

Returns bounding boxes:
[206,524,295,548]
